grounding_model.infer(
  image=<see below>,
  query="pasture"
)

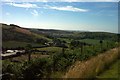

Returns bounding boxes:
[2,41,41,48]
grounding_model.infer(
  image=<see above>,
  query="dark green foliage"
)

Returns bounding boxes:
[52,52,75,71]
[2,58,53,80]
[2,60,23,80]
[36,38,48,45]
[26,44,33,61]
[22,58,53,79]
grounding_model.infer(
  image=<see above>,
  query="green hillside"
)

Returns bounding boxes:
[1,23,119,48]
[2,23,51,48]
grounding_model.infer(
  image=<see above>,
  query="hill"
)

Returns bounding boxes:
[29,28,118,42]
[1,23,119,48]
[1,23,51,48]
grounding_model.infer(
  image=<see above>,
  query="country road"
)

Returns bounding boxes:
[1,52,17,57]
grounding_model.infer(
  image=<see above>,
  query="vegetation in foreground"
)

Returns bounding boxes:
[2,41,119,79]
[1,23,120,79]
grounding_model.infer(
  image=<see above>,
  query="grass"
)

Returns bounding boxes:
[65,47,119,78]
[2,41,41,48]
[4,53,50,62]
[36,47,62,53]
[32,33,52,41]
[58,38,72,43]
[7,47,62,62]
[80,39,109,45]
[96,59,120,78]
[50,71,64,78]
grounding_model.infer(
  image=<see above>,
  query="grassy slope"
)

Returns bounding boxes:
[64,48,119,78]
[36,47,62,53]
[2,23,51,48]
[32,32,52,41]
[96,59,120,78]
[2,41,41,48]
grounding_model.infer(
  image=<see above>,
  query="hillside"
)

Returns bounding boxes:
[1,23,119,48]
[1,23,51,48]
[1,23,119,79]
[30,28,118,42]
[64,47,119,78]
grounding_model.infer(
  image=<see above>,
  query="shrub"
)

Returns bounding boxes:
[2,60,22,80]
[22,58,53,79]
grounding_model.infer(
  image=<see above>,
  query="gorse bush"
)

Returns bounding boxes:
[22,58,53,79]
[2,58,53,79]
[52,52,75,71]
[2,60,23,80]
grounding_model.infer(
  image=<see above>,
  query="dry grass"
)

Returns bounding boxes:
[14,27,32,35]
[64,47,119,78]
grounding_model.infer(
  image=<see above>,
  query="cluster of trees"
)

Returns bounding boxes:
[53,38,67,47]
[35,38,48,45]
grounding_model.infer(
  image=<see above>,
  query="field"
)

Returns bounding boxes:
[36,47,62,53]
[80,39,109,45]
[2,41,42,48]
[6,53,49,62]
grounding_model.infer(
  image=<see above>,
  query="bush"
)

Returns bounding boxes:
[22,58,53,79]
[2,60,22,80]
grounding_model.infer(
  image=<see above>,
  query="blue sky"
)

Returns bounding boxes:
[1,2,118,33]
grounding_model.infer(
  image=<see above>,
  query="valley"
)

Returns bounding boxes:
[1,23,120,79]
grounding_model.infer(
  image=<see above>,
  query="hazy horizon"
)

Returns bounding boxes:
[1,2,118,33]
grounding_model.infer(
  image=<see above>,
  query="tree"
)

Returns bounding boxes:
[70,40,79,49]
[26,44,32,62]
[70,40,85,53]
[99,40,103,51]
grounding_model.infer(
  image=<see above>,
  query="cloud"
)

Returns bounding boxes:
[1,0,119,2]
[47,6,89,12]
[6,2,40,8]
[4,2,89,12]
[31,10,38,16]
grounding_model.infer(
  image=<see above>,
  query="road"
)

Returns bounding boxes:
[1,52,17,57]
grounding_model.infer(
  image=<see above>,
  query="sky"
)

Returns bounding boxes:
[1,1,119,33]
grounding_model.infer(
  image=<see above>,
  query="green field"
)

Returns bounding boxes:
[80,39,109,45]
[3,41,41,48]
[96,59,120,78]
[36,47,62,54]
